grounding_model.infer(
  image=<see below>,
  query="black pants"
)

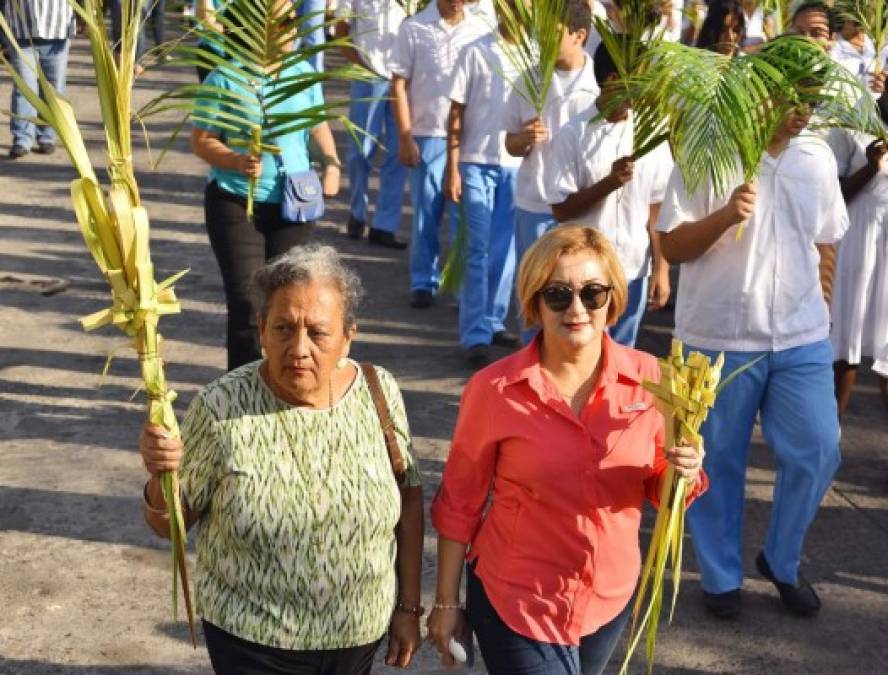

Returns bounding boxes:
[204,180,314,371]
[203,621,382,675]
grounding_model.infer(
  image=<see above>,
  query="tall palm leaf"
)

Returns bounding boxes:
[493,0,566,115]
[136,0,375,216]
[0,0,197,644]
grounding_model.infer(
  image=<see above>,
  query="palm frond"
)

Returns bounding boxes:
[136,0,374,218]
[0,0,196,644]
[493,0,566,115]
[621,36,883,199]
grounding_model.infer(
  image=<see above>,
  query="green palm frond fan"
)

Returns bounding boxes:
[440,0,567,294]
[623,35,884,237]
[137,0,375,219]
[613,36,883,675]
[762,0,793,33]
[834,0,888,75]
[592,0,672,160]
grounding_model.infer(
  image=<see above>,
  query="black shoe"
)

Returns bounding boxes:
[755,551,821,616]
[409,289,433,309]
[702,589,742,619]
[34,142,55,155]
[8,144,28,159]
[492,330,520,347]
[368,228,408,250]
[467,344,491,369]
[346,215,365,240]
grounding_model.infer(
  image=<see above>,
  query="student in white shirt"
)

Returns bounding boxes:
[336,0,410,248]
[391,0,490,308]
[828,127,888,417]
[657,105,847,620]
[544,44,672,347]
[830,18,888,94]
[504,0,600,338]
[445,21,522,367]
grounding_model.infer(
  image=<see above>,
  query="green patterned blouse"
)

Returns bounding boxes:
[179,361,422,650]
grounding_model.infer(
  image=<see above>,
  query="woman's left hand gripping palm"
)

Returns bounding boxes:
[664,442,705,485]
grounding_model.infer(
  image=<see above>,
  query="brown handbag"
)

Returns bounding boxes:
[360,362,407,486]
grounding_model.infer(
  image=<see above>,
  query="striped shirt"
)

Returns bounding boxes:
[3,0,74,41]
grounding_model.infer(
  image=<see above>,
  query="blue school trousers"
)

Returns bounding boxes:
[686,339,841,593]
[458,162,518,347]
[346,78,408,233]
[515,208,556,344]
[609,275,648,347]
[409,136,455,292]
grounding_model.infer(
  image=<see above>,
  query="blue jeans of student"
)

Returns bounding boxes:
[466,564,630,675]
[609,275,648,347]
[9,39,70,149]
[347,78,408,233]
[296,0,326,72]
[458,162,517,347]
[409,136,455,292]
[515,208,556,343]
[686,339,841,593]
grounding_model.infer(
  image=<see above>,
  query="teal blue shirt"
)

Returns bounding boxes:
[194,61,321,204]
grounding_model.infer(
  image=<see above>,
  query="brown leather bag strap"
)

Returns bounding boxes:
[361,362,407,485]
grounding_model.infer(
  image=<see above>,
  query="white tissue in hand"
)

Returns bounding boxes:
[449,637,467,663]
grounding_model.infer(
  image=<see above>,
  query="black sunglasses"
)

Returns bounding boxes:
[539,282,613,313]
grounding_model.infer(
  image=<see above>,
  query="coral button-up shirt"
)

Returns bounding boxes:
[431,335,707,645]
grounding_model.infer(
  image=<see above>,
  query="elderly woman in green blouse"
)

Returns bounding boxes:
[139,245,424,674]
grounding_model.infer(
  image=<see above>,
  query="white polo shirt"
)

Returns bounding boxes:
[506,54,600,213]
[336,0,407,79]
[657,135,849,352]
[544,108,673,280]
[449,34,521,168]
[389,3,491,138]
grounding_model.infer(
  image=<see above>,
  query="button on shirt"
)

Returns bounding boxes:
[449,34,521,168]
[336,0,407,79]
[657,135,849,352]
[543,108,673,280]
[506,55,600,213]
[389,3,490,138]
[431,335,707,645]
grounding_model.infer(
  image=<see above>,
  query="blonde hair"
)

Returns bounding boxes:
[517,225,628,329]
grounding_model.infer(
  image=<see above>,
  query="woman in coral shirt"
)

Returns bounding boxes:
[427,226,707,675]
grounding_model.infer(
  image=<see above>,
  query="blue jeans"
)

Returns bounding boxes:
[458,163,517,347]
[346,78,408,232]
[515,208,557,344]
[608,275,648,347]
[408,136,455,292]
[296,0,326,72]
[9,39,70,148]
[686,339,841,593]
[466,564,630,675]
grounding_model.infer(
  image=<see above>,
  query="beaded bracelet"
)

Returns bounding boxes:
[394,601,426,617]
[432,602,464,611]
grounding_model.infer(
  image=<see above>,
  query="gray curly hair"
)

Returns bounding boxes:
[249,244,364,331]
